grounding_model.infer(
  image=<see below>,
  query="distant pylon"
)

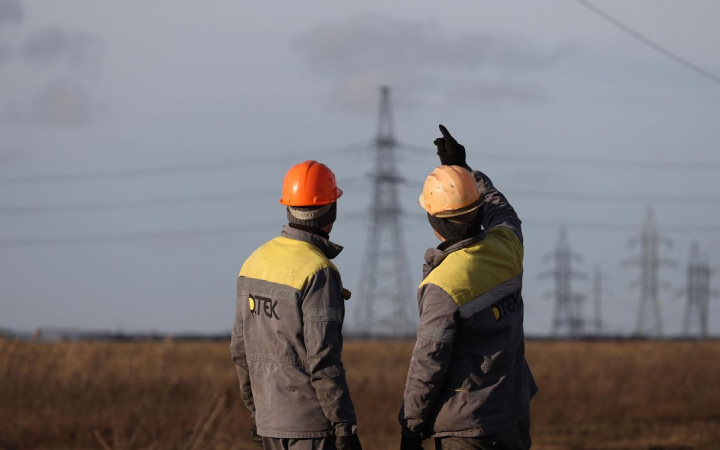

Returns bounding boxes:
[355,86,414,337]
[540,227,587,337]
[681,242,717,338]
[624,208,674,338]
[593,266,604,335]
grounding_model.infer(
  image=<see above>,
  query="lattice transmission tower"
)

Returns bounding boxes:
[592,266,604,335]
[540,227,587,337]
[624,208,674,338]
[355,86,414,337]
[681,242,717,338]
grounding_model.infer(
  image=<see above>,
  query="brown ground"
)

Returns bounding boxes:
[1,339,719,450]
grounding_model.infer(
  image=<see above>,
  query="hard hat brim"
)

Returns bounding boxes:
[280,187,342,206]
[421,195,484,218]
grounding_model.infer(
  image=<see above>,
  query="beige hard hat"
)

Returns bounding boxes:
[418,165,483,218]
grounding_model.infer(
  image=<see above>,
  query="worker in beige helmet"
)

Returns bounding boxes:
[231,160,362,450]
[398,125,538,450]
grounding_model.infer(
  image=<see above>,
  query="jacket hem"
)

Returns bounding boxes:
[256,428,334,439]
[429,409,530,438]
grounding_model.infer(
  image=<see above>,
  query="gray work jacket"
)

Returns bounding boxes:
[399,170,538,438]
[231,225,358,438]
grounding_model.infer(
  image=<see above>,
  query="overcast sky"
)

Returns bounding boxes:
[1,0,719,337]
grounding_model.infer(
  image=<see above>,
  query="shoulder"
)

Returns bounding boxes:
[420,232,523,307]
[239,236,336,291]
[487,225,523,253]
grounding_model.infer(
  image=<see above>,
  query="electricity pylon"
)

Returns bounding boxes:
[593,266,604,335]
[624,208,674,338]
[355,86,414,337]
[540,227,587,337]
[681,242,717,338]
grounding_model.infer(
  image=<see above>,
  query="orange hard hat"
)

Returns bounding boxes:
[279,160,343,206]
[419,165,482,218]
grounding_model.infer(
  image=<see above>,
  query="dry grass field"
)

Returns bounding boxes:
[1,339,719,450]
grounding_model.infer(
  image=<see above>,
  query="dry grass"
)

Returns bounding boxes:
[1,339,719,449]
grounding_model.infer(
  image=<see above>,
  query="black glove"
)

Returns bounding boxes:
[434,124,467,168]
[400,434,424,450]
[336,434,363,450]
[250,417,263,447]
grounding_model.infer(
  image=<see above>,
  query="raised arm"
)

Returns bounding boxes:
[434,124,522,241]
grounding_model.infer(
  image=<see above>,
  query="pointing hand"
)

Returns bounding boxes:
[434,124,467,168]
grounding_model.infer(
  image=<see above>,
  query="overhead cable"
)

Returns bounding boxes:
[0,222,276,248]
[399,143,720,171]
[4,182,720,217]
[524,220,720,233]
[506,189,720,205]
[573,0,720,86]
[2,218,718,248]
[0,141,371,186]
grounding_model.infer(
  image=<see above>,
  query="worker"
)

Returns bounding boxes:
[398,126,538,450]
[231,160,362,450]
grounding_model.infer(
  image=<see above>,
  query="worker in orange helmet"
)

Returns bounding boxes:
[399,126,538,450]
[231,160,362,450]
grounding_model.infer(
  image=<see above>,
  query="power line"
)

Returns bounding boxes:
[572,0,720,86]
[0,222,275,248]
[0,175,370,216]
[0,192,250,215]
[3,187,720,233]
[502,189,720,205]
[4,187,720,217]
[525,220,720,234]
[400,143,720,171]
[2,216,717,249]
[2,142,717,188]
[470,150,720,171]
[0,142,371,186]
[0,159,255,185]
[380,215,720,234]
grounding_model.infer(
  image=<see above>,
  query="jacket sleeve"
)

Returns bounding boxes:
[230,277,255,415]
[471,169,523,242]
[302,267,358,436]
[399,284,458,437]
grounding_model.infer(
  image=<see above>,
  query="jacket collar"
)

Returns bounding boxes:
[422,230,487,278]
[281,224,343,260]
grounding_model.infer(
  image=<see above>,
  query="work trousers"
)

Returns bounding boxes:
[261,437,334,450]
[434,416,531,450]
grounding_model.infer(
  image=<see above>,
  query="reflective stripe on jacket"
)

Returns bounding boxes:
[400,170,538,438]
[231,225,357,439]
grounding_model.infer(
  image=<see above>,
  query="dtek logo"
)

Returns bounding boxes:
[248,295,279,320]
[491,294,522,322]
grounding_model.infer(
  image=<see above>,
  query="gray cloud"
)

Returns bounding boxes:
[3,79,95,127]
[0,0,23,31]
[22,27,103,76]
[1,24,105,128]
[292,14,569,110]
[446,79,547,108]
[0,43,9,63]
[0,148,19,163]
